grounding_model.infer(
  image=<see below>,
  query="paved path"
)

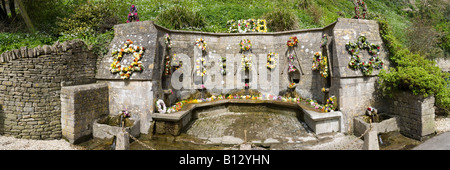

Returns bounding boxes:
[413,132,450,150]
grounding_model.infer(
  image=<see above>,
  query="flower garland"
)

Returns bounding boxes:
[164,55,171,75]
[110,39,145,80]
[346,36,383,76]
[288,53,297,73]
[353,0,368,19]
[311,52,329,78]
[239,39,252,52]
[164,33,172,49]
[227,19,267,33]
[195,38,207,51]
[287,36,299,47]
[219,56,227,75]
[195,57,207,77]
[320,34,328,48]
[266,52,277,70]
[241,55,252,71]
[155,99,166,114]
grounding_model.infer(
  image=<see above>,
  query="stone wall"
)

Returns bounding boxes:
[389,91,435,140]
[61,83,109,144]
[0,40,97,139]
[330,19,391,132]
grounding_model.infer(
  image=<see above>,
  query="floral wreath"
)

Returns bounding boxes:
[266,52,277,70]
[287,36,298,47]
[346,36,383,76]
[241,55,252,71]
[155,99,166,114]
[239,39,252,52]
[195,38,207,51]
[311,52,329,78]
[353,0,368,19]
[110,39,145,80]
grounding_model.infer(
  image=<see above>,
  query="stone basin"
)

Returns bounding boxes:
[93,115,141,139]
[152,99,343,136]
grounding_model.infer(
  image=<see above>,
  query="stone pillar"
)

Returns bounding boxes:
[362,129,379,150]
[390,91,436,140]
[115,130,130,150]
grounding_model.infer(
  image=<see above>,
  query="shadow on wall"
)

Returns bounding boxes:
[0,104,4,135]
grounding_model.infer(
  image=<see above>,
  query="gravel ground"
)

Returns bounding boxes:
[1,116,449,150]
[0,136,79,150]
[435,116,450,134]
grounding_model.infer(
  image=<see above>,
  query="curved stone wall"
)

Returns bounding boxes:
[96,18,389,133]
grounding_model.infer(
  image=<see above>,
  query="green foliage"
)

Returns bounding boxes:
[262,9,299,32]
[0,32,55,54]
[377,18,449,110]
[22,0,67,33]
[155,5,207,31]
[56,1,119,36]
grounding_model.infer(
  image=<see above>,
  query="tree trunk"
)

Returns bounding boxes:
[0,0,8,22]
[16,0,34,32]
[9,0,15,19]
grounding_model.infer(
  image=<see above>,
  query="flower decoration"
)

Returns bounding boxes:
[164,55,171,75]
[353,0,368,19]
[171,53,180,67]
[219,56,227,75]
[164,33,172,49]
[241,55,252,71]
[121,108,131,118]
[320,34,328,48]
[239,39,252,52]
[195,56,207,77]
[287,36,299,47]
[110,39,145,80]
[288,83,296,89]
[288,53,297,73]
[195,38,207,51]
[126,5,140,23]
[227,19,267,33]
[266,52,277,70]
[256,19,267,33]
[312,52,329,78]
[346,36,383,76]
[155,99,166,114]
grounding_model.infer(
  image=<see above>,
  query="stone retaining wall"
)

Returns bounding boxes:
[0,40,97,140]
[61,83,109,144]
[389,91,435,140]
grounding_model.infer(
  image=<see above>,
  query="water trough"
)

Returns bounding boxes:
[152,99,343,136]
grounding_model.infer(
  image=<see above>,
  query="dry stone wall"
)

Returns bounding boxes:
[0,40,97,140]
[61,83,109,143]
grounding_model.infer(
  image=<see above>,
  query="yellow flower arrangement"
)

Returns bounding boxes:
[110,39,144,80]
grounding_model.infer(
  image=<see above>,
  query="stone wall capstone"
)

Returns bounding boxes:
[0,40,97,140]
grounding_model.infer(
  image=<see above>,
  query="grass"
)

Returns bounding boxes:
[0,0,428,55]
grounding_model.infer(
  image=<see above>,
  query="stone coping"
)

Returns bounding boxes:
[152,99,343,132]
